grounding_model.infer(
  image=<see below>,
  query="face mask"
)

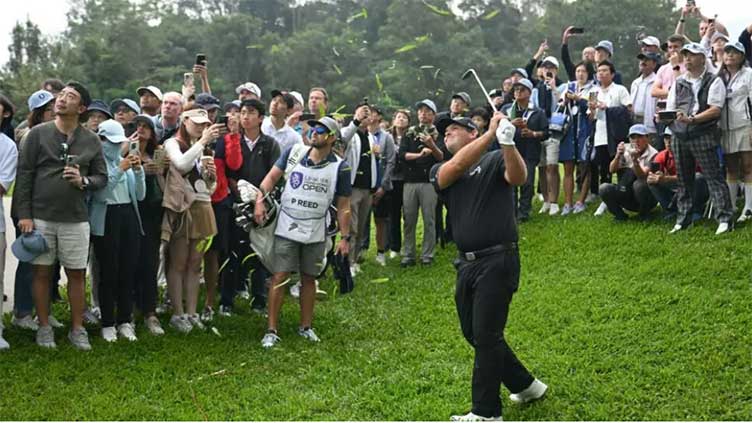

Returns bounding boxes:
[102,140,123,162]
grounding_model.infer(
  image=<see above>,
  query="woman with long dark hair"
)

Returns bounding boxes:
[132,115,166,335]
[387,109,410,258]
[559,62,595,215]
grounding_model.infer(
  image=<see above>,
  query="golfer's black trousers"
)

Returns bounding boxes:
[454,249,534,418]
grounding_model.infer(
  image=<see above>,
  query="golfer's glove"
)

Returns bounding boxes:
[496,119,516,147]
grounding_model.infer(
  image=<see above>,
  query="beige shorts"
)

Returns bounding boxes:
[271,235,327,277]
[539,138,560,166]
[32,219,90,269]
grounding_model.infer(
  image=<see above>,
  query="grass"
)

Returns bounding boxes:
[1,202,752,420]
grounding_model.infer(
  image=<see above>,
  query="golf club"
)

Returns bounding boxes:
[461,68,496,110]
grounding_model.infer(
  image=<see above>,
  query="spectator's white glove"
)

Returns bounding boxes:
[496,119,516,147]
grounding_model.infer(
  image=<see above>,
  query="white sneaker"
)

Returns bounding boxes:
[715,222,731,235]
[144,316,165,336]
[535,193,544,202]
[509,379,548,404]
[83,308,100,325]
[36,325,56,349]
[169,315,192,334]
[593,202,607,216]
[669,224,685,234]
[560,204,572,216]
[289,281,301,298]
[187,314,205,330]
[538,202,551,214]
[117,323,138,342]
[101,326,117,343]
[238,288,251,300]
[736,209,752,223]
[261,331,281,348]
[36,315,64,329]
[585,192,597,204]
[375,252,387,266]
[0,328,9,350]
[12,315,39,331]
[548,203,560,216]
[388,251,399,259]
[350,263,361,275]
[572,202,586,214]
[450,412,502,421]
[298,327,321,342]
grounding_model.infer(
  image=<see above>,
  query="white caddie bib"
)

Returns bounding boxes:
[275,154,341,244]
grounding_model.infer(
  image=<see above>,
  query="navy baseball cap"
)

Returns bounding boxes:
[637,52,662,62]
[436,116,479,135]
[195,93,221,111]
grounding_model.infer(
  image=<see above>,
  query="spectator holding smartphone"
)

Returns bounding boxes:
[14,81,107,350]
[90,120,146,343]
[162,108,219,333]
[133,115,167,335]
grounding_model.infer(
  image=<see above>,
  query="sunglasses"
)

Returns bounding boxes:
[309,125,331,136]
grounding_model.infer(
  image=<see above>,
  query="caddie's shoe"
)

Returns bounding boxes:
[450,412,502,421]
[117,323,138,342]
[509,378,548,404]
[548,203,560,216]
[538,202,551,214]
[593,202,607,216]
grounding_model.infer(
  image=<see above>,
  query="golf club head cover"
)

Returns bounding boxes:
[496,119,516,147]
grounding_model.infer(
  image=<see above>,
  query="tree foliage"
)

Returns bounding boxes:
[0,0,679,122]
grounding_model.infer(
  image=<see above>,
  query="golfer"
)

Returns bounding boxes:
[430,112,548,421]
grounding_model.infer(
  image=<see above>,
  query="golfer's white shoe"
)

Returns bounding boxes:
[538,202,551,214]
[450,412,502,421]
[509,378,548,404]
[715,222,731,235]
[593,202,607,216]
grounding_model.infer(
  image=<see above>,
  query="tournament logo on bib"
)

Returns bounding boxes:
[290,171,303,189]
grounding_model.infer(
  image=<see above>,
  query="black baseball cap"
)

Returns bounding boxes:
[436,116,478,135]
[636,52,662,62]
[195,93,221,111]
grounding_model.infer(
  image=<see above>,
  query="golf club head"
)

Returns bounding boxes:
[461,69,476,80]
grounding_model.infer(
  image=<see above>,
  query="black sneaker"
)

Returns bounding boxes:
[400,258,416,268]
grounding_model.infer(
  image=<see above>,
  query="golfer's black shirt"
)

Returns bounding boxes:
[430,150,517,252]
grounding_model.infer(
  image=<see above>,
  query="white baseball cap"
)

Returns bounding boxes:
[235,82,262,98]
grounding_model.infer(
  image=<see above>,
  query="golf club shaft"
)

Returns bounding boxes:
[469,70,496,110]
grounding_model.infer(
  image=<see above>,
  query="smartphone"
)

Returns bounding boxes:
[546,71,554,79]
[195,54,207,66]
[152,148,166,168]
[589,91,598,102]
[686,0,695,6]
[65,154,78,167]
[707,18,715,24]
[570,27,585,34]
[362,97,369,105]
[183,72,194,87]
[658,111,678,121]
[217,115,229,128]
[300,113,316,121]
[656,100,667,110]
[650,162,660,173]
[129,140,139,156]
